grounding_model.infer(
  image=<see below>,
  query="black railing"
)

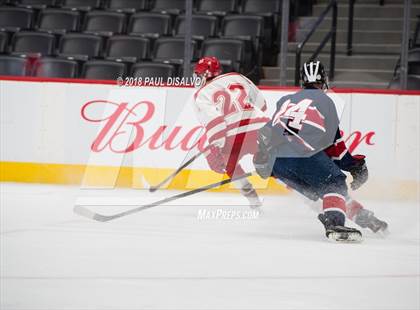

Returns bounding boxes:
[348,0,388,56]
[347,0,355,55]
[294,0,337,85]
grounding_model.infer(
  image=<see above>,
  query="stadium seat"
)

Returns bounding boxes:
[105,35,149,62]
[58,33,103,60]
[412,16,420,48]
[221,15,264,51]
[14,0,56,9]
[105,0,148,13]
[153,37,197,64]
[36,9,80,34]
[393,48,420,76]
[11,31,56,56]
[195,0,238,15]
[0,31,8,53]
[241,0,281,14]
[32,57,79,78]
[201,38,244,72]
[221,15,264,70]
[83,11,126,36]
[408,48,420,61]
[241,0,281,48]
[408,63,420,75]
[407,49,420,75]
[151,0,185,15]
[174,15,218,40]
[0,7,33,32]
[389,75,420,90]
[131,62,175,79]
[128,12,171,38]
[0,55,29,76]
[81,60,126,80]
[61,0,102,11]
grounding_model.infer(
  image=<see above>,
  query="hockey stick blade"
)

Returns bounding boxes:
[148,185,161,193]
[74,172,253,222]
[73,205,110,222]
[73,205,133,222]
[140,175,151,190]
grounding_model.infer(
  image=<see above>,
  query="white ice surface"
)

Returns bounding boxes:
[1,183,419,310]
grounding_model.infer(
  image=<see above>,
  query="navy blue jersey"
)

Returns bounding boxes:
[268,88,339,158]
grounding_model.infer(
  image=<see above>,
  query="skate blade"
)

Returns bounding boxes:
[376,228,390,238]
[249,203,263,211]
[327,232,363,243]
[367,224,389,236]
[247,197,263,209]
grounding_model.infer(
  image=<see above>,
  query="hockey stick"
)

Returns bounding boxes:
[74,172,253,222]
[148,145,211,193]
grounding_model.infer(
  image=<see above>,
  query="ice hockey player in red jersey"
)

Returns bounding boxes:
[253,60,388,242]
[193,56,270,208]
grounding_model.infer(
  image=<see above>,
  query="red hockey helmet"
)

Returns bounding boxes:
[194,56,222,80]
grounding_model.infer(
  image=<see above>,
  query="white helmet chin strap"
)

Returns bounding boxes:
[304,61,320,83]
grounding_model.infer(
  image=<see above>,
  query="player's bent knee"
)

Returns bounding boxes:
[317,175,348,198]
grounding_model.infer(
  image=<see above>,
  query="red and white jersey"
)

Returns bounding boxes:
[193,72,269,146]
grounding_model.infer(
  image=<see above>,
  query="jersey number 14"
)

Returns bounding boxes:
[276,99,313,130]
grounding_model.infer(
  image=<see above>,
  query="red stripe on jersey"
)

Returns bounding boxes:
[226,117,270,131]
[208,117,270,144]
[206,115,226,132]
[209,131,226,144]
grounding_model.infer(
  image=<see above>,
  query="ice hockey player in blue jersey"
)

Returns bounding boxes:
[253,60,388,242]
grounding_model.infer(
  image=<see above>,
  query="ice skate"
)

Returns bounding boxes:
[240,183,262,209]
[318,213,363,243]
[347,200,388,234]
[354,209,389,234]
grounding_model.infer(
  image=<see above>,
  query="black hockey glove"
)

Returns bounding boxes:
[253,125,276,179]
[349,155,368,190]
